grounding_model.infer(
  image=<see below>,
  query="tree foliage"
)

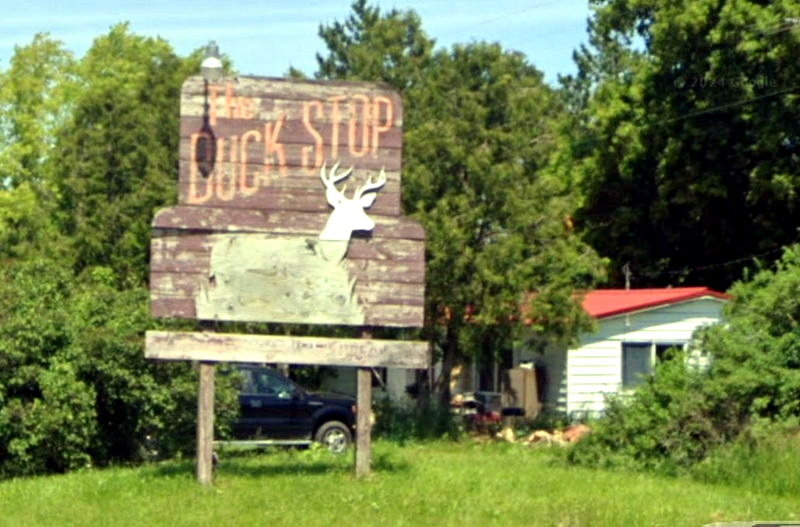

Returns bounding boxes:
[0,27,239,478]
[702,245,800,421]
[51,24,198,286]
[317,1,606,401]
[568,0,800,289]
[0,259,239,475]
[0,35,75,260]
[0,33,76,191]
[316,0,434,91]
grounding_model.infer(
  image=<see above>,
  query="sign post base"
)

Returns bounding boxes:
[196,361,215,485]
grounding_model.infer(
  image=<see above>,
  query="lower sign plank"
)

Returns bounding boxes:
[145,330,430,368]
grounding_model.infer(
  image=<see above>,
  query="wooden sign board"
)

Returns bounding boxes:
[147,75,429,483]
[178,76,403,213]
[145,331,429,368]
[150,76,425,328]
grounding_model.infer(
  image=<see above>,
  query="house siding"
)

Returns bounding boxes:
[565,297,725,418]
[516,296,726,418]
[566,340,621,417]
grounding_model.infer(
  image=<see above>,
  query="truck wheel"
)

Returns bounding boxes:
[314,421,352,454]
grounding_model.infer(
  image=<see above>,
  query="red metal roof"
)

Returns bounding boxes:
[581,287,730,319]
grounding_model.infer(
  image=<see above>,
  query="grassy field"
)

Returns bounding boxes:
[1,441,798,527]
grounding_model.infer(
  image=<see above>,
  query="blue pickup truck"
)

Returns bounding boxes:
[229,365,357,454]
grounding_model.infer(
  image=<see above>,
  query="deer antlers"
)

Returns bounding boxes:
[354,170,387,201]
[320,163,353,205]
[320,163,386,205]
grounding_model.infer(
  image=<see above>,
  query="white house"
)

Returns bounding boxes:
[319,365,417,402]
[515,287,729,419]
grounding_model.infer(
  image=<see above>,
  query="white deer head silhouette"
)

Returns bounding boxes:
[319,163,386,237]
[315,163,386,262]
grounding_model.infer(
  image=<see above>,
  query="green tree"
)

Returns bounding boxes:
[0,26,239,478]
[0,259,95,475]
[568,0,800,290]
[702,245,800,422]
[316,0,434,91]
[62,270,239,465]
[0,33,76,190]
[50,24,198,286]
[0,34,76,259]
[0,184,56,260]
[317,2,605,403]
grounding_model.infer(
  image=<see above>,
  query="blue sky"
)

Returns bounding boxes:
[0,1,592,84]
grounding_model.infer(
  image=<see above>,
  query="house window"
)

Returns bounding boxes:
[621,342,685,388]
[622,342,652,388]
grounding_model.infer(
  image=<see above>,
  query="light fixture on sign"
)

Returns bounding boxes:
[201,41,223,83]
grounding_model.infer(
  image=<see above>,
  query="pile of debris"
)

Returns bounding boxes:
[496,424,592,446]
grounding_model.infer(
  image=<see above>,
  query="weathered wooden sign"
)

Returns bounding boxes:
[150,76,425,328]
[146,74,428,484]
[146,331,429,368]
[179,77,402,211]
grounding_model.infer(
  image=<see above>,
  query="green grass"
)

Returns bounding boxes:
[1,441,798,526]
[692,432,800,497]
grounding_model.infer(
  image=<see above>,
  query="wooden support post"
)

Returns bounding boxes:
[197,361,215,485]
[355,366,372,477]
[355,328,373,477]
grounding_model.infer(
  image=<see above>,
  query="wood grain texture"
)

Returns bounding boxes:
[356,366,372,477]
[151,76,424,328]
[179,75,403,212]
[177,165,402,195]
[195,236,368,325]
[178,142,402,172]
[150,298,423,327]
[151,206,425,240]
[181,76,403,112]
[196,362,215,486]
[149,227,425,327]
[150,269,425,305]
[145,330,431,368]
[180,116,403,148]
[175,179,401,215]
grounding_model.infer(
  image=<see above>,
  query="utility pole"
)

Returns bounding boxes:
[622,262,632,290]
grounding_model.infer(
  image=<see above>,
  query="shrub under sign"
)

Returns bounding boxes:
[145,75,428,483]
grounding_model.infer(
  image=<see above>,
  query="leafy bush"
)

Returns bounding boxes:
[0,361,97,476]
[0,260,240,476]
[701,246,800,422]
[0,27,239,478]
[567,353,741,474]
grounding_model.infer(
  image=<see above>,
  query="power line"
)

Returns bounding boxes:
[659,84,800,125]
[661,248,785,277]
[630,235,800,283]
[760,17,800,35]
[552,82,800,152]
[436,0,564,40]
